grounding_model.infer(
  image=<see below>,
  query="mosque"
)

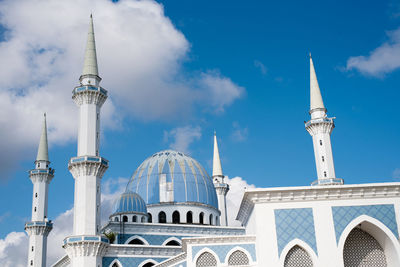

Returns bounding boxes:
[25,16,400,267]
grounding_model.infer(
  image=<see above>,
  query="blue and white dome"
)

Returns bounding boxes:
[126,150,218,209]
[112,191,147,214]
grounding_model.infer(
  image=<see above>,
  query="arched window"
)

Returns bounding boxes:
[111,262,120,267]
[343,227,387,267]
[148,213,152,223]
[114,217,119,222]
[186,211,193,224]
[172,211,180,224]
[132,215,137,222]
[142,263,155,267]
[158,211,166,223]
[129,238,145,245]
[123,215,128,222]
[209,214,213,225]
[284,245,313,267]
[228,250,249,265]
[196,252,217,267]
[141,216,145,222]
[165,240,181,246]
[199,212,204,224]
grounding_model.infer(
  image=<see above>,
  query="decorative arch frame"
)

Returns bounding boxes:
[279,238,318,266]
[125,235,149,245]
[224,246,254,265]
[109,259,122,267]
[193,247,221,266]
[162,236,182,246]
[337,215,400,267]
[138,259,158,267]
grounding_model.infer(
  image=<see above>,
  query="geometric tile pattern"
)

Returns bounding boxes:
[332,204,398,244]
[196,252,217,267]
[343,228,387,267]
[227,250,249,265]
[192,244,256,263]
[274,208,317,256]
[284,245,313,267]
[103,257,168,267]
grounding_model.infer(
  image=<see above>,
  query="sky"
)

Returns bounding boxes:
[1,0,400,265]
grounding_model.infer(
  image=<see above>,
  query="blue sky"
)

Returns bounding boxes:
[1,0,400,262]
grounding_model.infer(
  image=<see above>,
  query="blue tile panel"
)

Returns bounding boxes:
[191,244,256,263]
[103,257,168,267]
[274,208,317,256]
[126,150,218,208]
[118,234,190,245]
[332,204,399,244]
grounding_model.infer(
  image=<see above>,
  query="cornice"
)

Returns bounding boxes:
[105,244,181,257]
[182,235,256,251]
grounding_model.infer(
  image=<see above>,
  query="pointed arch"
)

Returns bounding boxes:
[224,246,253,265]
[138,259,157,267]
[194,248,220,267]
[162,237,182,246]
[279,239,317,266]
[109,259,122,267]
[125,235,149,245]
[338,215,400,267]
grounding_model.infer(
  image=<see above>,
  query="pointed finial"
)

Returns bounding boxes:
[310,55,325,111]
[212,133,223,177]
[36,113,49,162]
[82,14,99,77]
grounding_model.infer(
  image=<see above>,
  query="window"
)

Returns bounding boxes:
[322,156,325,162]
[209,214,213,225]
[31,246,34,252]
[148,213,152,223]
[284,245,313,267]
[129,238,144,245]
[31,260,33,266]
[199,212,204,224]
[172,211,180,224]
[196,252,217,267]
[141,216,145,222]
[186,211,193,224]
[142,263,155,267]
[158,211,166,223]
[319,140,322,146]
[132,215,137,222]
[114,217,119,222]
[34,207,36,212]
[123,216,128,222]
[228,250,250,266]
[324,171,327,177]
[35,193,37,198]
[165,240,180,246]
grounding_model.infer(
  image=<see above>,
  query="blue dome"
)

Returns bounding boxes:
[113,191,147,214]
[126,150,218,209]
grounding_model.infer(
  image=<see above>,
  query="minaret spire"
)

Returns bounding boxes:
[309,54,325,113]
[82,14,99,77]
[36,113,49,162]
[212,132,229,226]
[305,55,343,186]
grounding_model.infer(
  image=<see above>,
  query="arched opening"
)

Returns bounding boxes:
[343,227,387,267]
[141,216,145,222]
[111,262,120,267]
[172,211,180,224]
[196,251,217,267]
[158,211,166,223]
[114,217,119,222]
[165,240,181,246]
[123,215,128,222]
[209,214,213,225]
[148,213,152,223]
[228,250,250,266]
[132,215,137,222]
[284,245,313,267]
[187,211,193,224]
[199,212,204,224]
[142,263,155,267]
[129,238,145,245]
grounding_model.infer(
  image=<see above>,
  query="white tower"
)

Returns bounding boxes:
[63,15,109,266]
[212,133,229,226]
[305,55,343,186]
[25,114,54,267]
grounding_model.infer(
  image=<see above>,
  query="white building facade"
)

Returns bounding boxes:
[24,16,400,267]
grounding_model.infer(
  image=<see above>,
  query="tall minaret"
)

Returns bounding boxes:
[212,133,229,226]
[63,15,109,266]
[305,55,343,186]
[25,114,54,267]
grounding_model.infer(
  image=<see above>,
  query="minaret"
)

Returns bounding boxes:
[63,15,109,266]
[25,114,54,267]
[305,55,343,186]
[212,132,229,226]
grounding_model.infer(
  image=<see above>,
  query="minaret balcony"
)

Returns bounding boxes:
[25,221,53,236]
[68,156,109,178]
[29,168,55,176]
[304,117,334,128]
[311,178,344,186]
[72,85,108,106]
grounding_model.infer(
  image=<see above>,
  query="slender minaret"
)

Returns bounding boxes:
[63,15,109,266]
[25,114,54,267]
[212,132,229,226]
[305,54,343,186]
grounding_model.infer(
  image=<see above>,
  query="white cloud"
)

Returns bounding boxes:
[164,125,202,153]
[0,0,244,176]
[0,231,27,267]
[346,27,400,77]
[231,121,248,142]
[254,60,267,75]
[225,176,256,226]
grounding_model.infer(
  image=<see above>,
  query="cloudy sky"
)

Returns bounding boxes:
[1,0,400,265]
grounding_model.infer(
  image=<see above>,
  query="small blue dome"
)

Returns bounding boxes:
[126,150,218,209]
[113,191,147,214]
